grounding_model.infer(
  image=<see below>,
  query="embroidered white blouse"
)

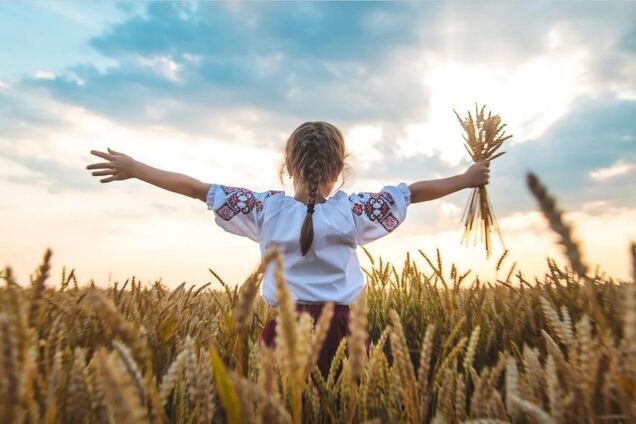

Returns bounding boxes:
[206,182,411,306]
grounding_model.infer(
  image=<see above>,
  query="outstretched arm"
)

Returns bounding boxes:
[86,148,210,202]
[408,160,490,204]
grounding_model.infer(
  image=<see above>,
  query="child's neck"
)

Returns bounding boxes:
[292,178,334,204]
[293,192,327,204]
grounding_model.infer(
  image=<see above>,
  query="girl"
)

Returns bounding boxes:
[86,121,489,376]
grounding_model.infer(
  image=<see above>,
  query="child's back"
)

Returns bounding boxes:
[206,181,411,305]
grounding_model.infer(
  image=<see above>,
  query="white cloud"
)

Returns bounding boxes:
[606,57,636,101]
[137,56,182,82]
[344,124,384,170]
[251,52,285,77]
[589,160,635,181]
[615,88,636,101]
[68,73,86,86]
[498,211,545,233]
[34,70,56,80]
[439,200,461,217]
[181,53,202,65]
[363,9,404,32]
[582,200,611,212]
[395,119,470,168]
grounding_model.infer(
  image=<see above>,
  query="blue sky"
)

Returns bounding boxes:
[1,1,635,286]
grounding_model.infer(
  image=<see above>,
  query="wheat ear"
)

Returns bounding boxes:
[526,172,587,277]
[95,349,149,423]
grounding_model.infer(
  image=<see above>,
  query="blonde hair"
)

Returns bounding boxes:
[278,121,351,256]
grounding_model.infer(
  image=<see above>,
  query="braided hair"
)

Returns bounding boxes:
[278,122,350,256]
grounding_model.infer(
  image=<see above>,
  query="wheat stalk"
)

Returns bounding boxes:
[416,324,435,421]
[235,245,280,332]
[304,302,334,380]
[0,314,20,423]
[66,348,90,423]
[348,291,368,382]
[631,242,636,283]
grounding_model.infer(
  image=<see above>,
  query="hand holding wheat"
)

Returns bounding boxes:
[463,160,491,188]
[86,148,137,183]
[454,104,512,257]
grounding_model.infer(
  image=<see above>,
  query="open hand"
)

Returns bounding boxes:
[463,160,490,188]
[86,148,136,183]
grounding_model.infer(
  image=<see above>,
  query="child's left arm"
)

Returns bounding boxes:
[87,148,210,201]
[408,160,490,204]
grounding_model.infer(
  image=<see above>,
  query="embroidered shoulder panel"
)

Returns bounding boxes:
[351,191,399,232]
[216,186,282,221]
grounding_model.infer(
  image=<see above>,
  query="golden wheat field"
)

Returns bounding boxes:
[1,174,635,424]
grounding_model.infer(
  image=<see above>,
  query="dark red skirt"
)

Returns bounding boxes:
[260,303,353,378]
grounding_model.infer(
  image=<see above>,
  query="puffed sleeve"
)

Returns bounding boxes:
[348,182,411,245]
[206,184,284,242]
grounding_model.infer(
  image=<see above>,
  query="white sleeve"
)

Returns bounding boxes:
[206,184,283,242]
[348,182,411,245]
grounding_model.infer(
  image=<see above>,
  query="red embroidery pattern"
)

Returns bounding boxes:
[352,191,399,232]
[216,186,282,221]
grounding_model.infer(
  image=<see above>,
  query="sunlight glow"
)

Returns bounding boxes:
[396,48,590,166]
[345,125,383,170]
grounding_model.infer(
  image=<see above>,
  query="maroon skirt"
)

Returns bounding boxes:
[260,303,354,378]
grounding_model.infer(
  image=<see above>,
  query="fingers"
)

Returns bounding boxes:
[86,162,114,170]
[92,170,115,177]
[100,175,117,183]
[107,147,122,155]
[90,150,114,161]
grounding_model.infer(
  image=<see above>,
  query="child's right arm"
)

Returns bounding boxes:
[86,148,210,202]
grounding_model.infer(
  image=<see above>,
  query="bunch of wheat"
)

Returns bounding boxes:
[454,104,512,257]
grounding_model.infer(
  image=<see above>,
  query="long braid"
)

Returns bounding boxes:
[300,128,323,256]
[281,121,349,256]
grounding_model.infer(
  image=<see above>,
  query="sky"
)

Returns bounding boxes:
[1,1,635,289]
